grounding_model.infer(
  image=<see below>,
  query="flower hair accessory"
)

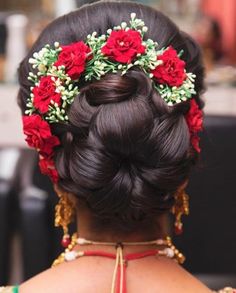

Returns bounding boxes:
[22,13,202,182]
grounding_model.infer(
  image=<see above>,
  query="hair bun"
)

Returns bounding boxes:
[87,70,155,159]
[81,69,153,106]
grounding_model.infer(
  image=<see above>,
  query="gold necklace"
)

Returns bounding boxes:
[52,233,185,267]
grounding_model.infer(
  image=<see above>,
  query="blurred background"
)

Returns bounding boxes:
[0,0,236,290]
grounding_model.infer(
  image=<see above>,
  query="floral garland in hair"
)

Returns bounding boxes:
[22,13,203,182]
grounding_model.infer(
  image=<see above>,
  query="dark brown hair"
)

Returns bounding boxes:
[17,1,205,232]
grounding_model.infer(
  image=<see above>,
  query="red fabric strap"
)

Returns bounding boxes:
[83,249,158,260]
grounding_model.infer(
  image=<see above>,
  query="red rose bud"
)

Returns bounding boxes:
[185,99,203,133]
[190,134,201,153]
[101,29,145,63]
[185,99,203,153]
[55,41,91,80]
[151,46,186,87]
[39,157,59,183]
[33,76,61,114]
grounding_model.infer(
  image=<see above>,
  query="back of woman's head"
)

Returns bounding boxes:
[18,1,205,232]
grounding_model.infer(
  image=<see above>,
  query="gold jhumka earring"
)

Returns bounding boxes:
[172,186,189,235]
[54,186,76,247]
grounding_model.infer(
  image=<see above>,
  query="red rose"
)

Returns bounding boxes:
[185,99,203,153]
[190,135,201,153]
[39,157,59,183]
[54,41,91,80]
[101,29,146,63]
[33,76,61,114]
[23,115,60,156]
[185,99,203,133]
[152,46,186,87]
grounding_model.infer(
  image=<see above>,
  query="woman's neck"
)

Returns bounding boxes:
[76,204,169,243]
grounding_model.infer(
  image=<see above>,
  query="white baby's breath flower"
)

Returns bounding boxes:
[38,64,46,72]
[131,13,136,20]
[149,65,156,70]
[142,26,148,32]
[29,58,36,64]
[121,22,127,29]
[100,35,106,41]
[54,41,60,48]
[156,60,163,66]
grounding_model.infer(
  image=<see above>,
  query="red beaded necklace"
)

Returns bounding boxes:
[53,234,184,293]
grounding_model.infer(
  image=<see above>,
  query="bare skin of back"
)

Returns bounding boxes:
[20,250,212,293]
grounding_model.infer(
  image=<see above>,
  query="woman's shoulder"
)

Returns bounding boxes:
[18,257,108,293]
[148,259,233,293]
[19,263,75,293]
